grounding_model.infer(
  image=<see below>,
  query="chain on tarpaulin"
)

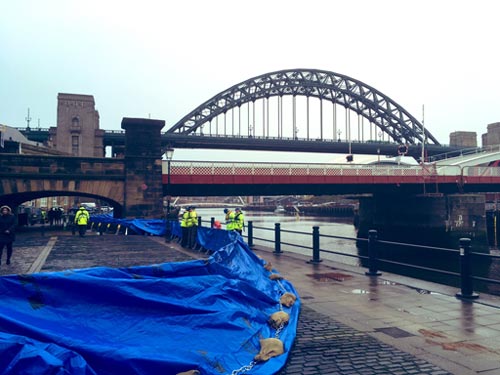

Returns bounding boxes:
[274,321,285,338]
[227,273,291,375]
[227,306,288,374]
[276,279,287,294]
[230,360,257,375]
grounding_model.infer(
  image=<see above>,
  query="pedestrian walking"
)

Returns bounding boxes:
[0,205,16,265]
[74,206,90,237]
[68,207,78,235]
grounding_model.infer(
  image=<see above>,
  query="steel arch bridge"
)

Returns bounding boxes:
[167,68,439,146]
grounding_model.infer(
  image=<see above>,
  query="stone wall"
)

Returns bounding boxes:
[482,122,500,147]
[121,118,165,218]
[449,131,477,148]
[357,193,488,253]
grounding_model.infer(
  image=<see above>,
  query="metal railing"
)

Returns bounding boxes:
[163,160,500,178]
[242,220,500,300]
[428,144,500,162]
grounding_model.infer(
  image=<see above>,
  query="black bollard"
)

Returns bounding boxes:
[308,226,322,264]
[247,221,254,248]
[365,229,381,276]
[164,219,171,242]
[456,238,479,299]
[274,223,282,254]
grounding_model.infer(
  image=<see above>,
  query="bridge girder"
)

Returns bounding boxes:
[168,69,439,146]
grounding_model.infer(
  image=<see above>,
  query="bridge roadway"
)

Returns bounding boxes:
[5,228,500,374]
[163,161,500,196]
[18,127,460,159]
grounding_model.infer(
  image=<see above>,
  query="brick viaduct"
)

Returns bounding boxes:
[0,118,164,218]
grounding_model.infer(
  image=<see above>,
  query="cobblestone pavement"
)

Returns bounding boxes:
[277,306,451,375]
[1,231,490,374]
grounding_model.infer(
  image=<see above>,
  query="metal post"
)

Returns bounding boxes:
[164,219,171,242]
[456,238,479,299]
[274,223,282,254]
[211,217,215,228]
[308,226,322,264]
[165,149,174,242]
[167,159,171,216]
[365,230,381,276]
[198,216,202,227]
[248,221,254,247]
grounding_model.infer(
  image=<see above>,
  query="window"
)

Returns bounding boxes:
[72,135,79,156]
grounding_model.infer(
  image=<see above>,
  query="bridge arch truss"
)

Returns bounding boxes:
[168,69,439,146]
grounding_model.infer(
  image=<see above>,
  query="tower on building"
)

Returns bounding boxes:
[49,94,104,157]
[449,131,477,148]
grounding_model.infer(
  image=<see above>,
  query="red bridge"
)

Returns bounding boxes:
[163,161,500,196]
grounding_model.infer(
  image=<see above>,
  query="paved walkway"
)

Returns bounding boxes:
[2,230,500,375]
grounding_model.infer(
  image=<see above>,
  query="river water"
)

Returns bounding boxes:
[197,207,358,262]
[195,208,500,296]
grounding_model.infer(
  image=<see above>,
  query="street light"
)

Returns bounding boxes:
[165,147,174,243]
[165,147,175,216]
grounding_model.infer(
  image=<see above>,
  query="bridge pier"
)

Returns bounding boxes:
[357,193,489,253]
[121,118,165,219]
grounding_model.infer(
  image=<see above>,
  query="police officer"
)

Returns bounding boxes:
[234,207,245,235]
[224,208,235,231]
[74,206,90,237]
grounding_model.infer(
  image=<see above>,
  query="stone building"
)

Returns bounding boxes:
[482,122,500,147]
[449,131,477,148]
[48,93,104,157]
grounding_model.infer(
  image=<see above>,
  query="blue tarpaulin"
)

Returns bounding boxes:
[0,224,300,375]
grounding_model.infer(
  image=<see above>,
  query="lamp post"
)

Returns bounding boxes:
[164,147,174,242]
[165,147,175,216]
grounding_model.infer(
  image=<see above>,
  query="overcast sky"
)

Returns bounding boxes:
[1,0,499,162]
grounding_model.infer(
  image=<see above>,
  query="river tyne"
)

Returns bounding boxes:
[195,208,500,297]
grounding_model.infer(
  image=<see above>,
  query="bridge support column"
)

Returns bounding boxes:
[121,118,165,218]
[357,193,489,253]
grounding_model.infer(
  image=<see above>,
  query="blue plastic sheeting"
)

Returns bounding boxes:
[0,234,300,375]
[90,215,167,236]
[90,216,238,253]
[196,226,240,252]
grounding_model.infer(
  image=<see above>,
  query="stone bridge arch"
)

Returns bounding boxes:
[0,118,165,219]
[0,155,126,217]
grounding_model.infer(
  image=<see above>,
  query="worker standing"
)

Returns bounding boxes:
[234,207,245,235]
[224,208,235,231]
[74,206,90,237]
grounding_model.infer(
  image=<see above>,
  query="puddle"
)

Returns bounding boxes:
[381,280,398,286]
[351,289,369,294]
[307,272,353,282]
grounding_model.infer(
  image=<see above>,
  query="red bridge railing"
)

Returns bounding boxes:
[161,161,500,186]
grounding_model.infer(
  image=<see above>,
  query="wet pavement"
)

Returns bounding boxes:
[2,229,500,375]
